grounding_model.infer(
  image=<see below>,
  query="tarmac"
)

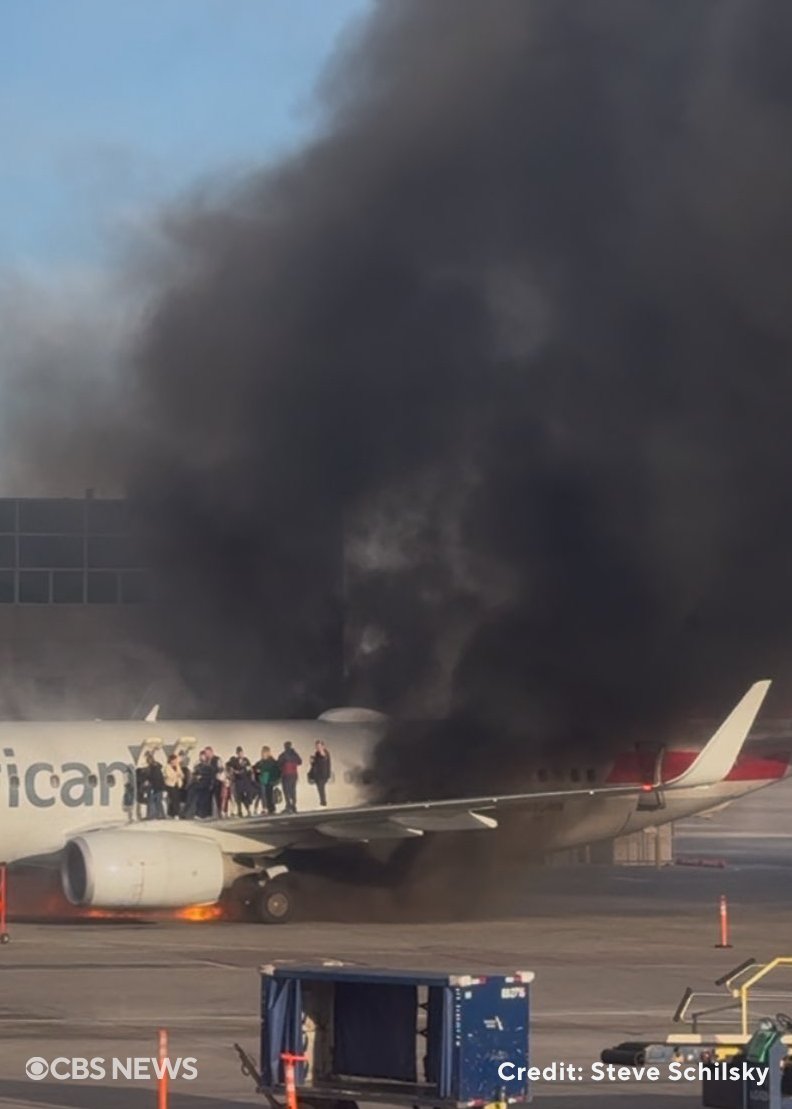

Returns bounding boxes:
[0,777,790,1108]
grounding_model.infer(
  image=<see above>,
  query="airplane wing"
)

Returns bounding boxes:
[191,680,771,849]
[192,782,658,848]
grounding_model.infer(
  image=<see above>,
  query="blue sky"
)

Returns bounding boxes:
[0,0,372,271]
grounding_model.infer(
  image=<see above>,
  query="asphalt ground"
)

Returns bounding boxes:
[0,776,789,1108]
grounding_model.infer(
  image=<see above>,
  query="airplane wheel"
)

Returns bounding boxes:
[0,933,9,945]
[256,879,294,924]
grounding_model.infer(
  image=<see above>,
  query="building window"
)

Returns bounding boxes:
[20,535,84,569]
[87,572,119,604]
[0,536,15,567]
[19,572,50,604]
[85,499,130,534]
[121,572,148,603]
[19,499,84,534]
[53,572,85,604]
[87,535,143,569]
[0,501,16,533]
[0,571,14,603]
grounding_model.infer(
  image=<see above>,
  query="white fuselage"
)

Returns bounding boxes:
[0,718,786,866]
[0,718,381,863]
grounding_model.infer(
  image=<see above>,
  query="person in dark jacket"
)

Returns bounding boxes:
[277,740,302,813]
[253,746,280,814]
[226,746,255,816]
[179,752,192,812]
[205,747,224,818]
[190,749,215,819]
[308,740,331,807]
[145,752,166,820]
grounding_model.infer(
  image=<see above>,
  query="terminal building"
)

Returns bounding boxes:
[0,491,345,721]
[0,493,156,719]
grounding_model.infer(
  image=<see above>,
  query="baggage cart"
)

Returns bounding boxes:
[239,962,534,1109]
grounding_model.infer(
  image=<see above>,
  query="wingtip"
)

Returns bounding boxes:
[668,678,772,790]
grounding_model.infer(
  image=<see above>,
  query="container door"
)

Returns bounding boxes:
[455,980,529,1103]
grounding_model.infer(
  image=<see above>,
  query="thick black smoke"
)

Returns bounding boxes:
[10,0,792,792]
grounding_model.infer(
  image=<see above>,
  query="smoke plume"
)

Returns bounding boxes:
[6,0,792,791]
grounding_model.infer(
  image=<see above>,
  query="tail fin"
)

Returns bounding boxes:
[668,680,772,789]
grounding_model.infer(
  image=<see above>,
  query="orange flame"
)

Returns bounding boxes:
[81,903,227,923]
[174,903,225,922]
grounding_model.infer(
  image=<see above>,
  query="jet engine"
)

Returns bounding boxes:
[61,830,225,908]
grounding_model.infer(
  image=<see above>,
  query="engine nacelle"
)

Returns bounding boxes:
[61,830,225,908]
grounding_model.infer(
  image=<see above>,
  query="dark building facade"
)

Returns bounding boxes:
[0,495,147,606]
[0,493,345,720]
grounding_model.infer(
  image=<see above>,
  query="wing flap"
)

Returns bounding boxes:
[315,820,423,841]
[391,810,498,832]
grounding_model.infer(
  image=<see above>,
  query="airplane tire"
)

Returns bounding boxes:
[256,879,294,924]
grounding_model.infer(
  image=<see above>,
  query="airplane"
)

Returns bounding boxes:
[0,680,784,924]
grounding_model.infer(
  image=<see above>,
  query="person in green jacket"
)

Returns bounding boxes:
[254,745,281,814]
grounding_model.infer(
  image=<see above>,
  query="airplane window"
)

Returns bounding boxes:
[537,769,548,782]
[570,769,580,783]
[553,769,564,781]
[586,768,596,782]
[49,774,60,788]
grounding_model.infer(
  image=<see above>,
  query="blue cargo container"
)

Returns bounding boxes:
[257,963,533,1108]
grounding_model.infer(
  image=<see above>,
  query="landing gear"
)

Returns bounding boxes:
[255,879,294,924]
[227,865,295,924]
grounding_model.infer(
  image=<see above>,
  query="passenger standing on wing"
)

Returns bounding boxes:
[278,740,303,813]
[135,761,150,820]
[192,748,215,819]
[163,752,183,818]
[146,752,166,820]
[227,746,254,816]
[179,752,191,812]
[254,746,280,815]
[205,747,224,817]
[309,740,331,807]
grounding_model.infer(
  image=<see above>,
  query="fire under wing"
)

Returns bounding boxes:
[124,679,771,854]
